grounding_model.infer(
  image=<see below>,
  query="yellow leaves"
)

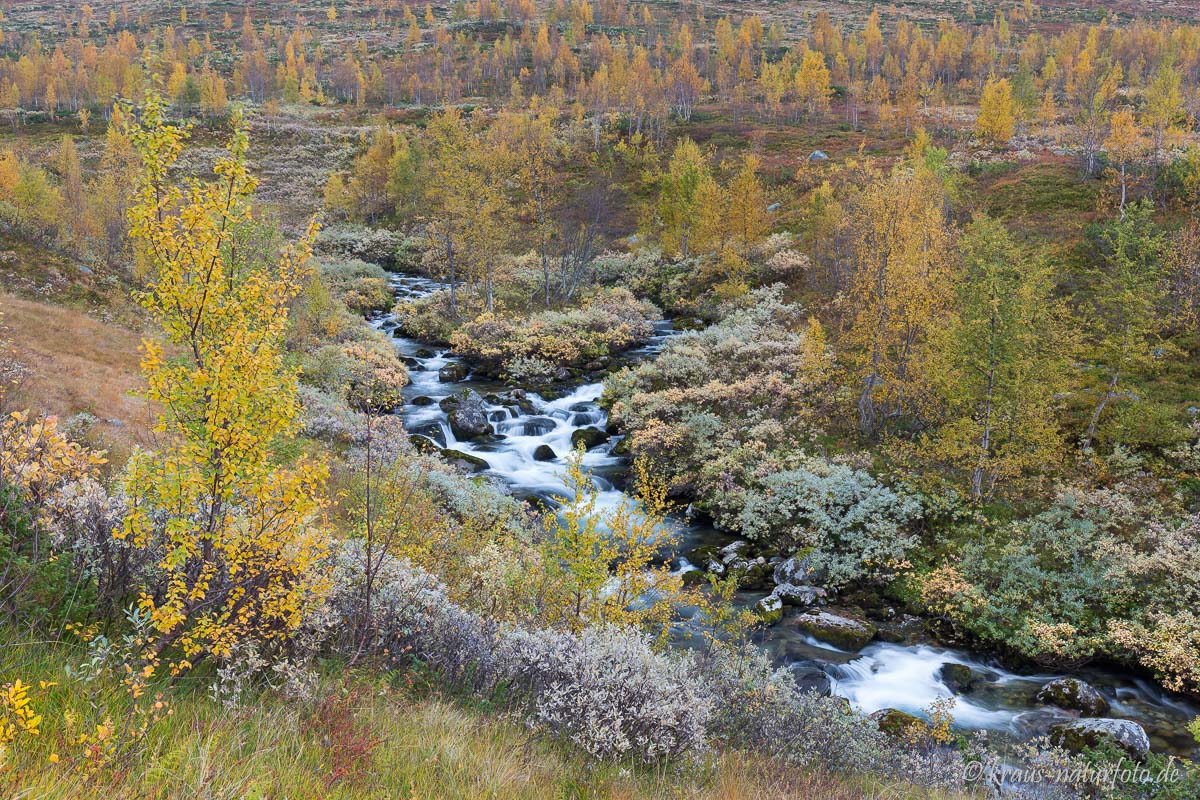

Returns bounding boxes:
[0,677,47,756]
[119,92,331,670]
[976,76,1016,146]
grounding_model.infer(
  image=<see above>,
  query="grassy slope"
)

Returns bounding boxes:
[1,291,152,454]
[0,636,976,800]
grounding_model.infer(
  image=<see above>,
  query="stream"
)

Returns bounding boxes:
[376,272,1199,759]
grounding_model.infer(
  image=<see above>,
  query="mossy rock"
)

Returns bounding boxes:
[570,427,610,451]
[870,709,925,739]
[1050,719,1150,761]
[793,610,877,651]
[411,395,435,406]
[754,594,783,625]
[440,449,488,473]
[1036,678,1109,717]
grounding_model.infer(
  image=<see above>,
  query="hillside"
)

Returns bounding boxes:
[2,1,1200,798]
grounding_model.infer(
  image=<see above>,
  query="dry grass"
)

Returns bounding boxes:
[2,292,154,455]
[0,631,979,800]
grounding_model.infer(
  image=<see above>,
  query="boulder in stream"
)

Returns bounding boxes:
[787,661,833,695]
[409,434,442,455]
[448,390,493,440]
[1037,677,1110,717]
[522,417,558,437]
[773,553,824,587]
[1050,718,1151,761]
[438,363,469,382]
[411,395,435,406]
[793,610,877,651]
[753,594,783,625]
[938,662,983,694]
[533,444,558,462]
[570,427,610,451]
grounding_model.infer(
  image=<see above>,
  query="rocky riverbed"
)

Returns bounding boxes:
[377,271,1200,761]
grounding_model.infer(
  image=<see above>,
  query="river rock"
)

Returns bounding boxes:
[731,558,771,590]
[611,436,630,455]
[754,594,783,625]
[773,554,823,587]
[1037,678,1110,717]
[773,583,825,607]
[720,540,752,563]
[875,613,928,644]
[522,417,558,436]
[448,391,493,440]
[870,708,924,738]
[793,610,877,651]
[571,427,610,450]
[533,444,558,461]
[438,362,469,382]
[440,448,489,473]
[1050,718,1151,760]
[411,395,434,406]
[938,663,982,694]
[788,661,833,695]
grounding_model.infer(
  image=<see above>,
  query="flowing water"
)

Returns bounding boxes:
[377,272,1199,758]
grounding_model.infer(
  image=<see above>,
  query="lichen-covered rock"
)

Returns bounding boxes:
[1036,678,1110,717]
[793,610,877,651]
[773,553,822,587]
[438,362,469,382]
[1050,718,1151,760]
[754,594,783,625]
[720,540,753,564]
[773,583,825,607]
[448,391,493,440]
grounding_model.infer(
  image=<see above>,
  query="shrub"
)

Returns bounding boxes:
[315,224,408,268]
[920,488,1138,667]
[319,540,502,690]
[449,287,658,374]
[738,460,923,587]
[500,625,711,763]
[606,286,833,527]
[320,259,394,316]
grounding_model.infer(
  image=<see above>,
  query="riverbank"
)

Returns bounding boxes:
[379,271,1200,764]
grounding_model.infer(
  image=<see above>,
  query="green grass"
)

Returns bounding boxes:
[0,632,980,800]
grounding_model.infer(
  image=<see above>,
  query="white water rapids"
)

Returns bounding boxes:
[377,272,1199,757]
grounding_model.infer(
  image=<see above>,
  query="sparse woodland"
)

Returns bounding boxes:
[2,1,1200,797]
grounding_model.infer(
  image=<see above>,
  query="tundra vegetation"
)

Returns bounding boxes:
[1,1,1200,798]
